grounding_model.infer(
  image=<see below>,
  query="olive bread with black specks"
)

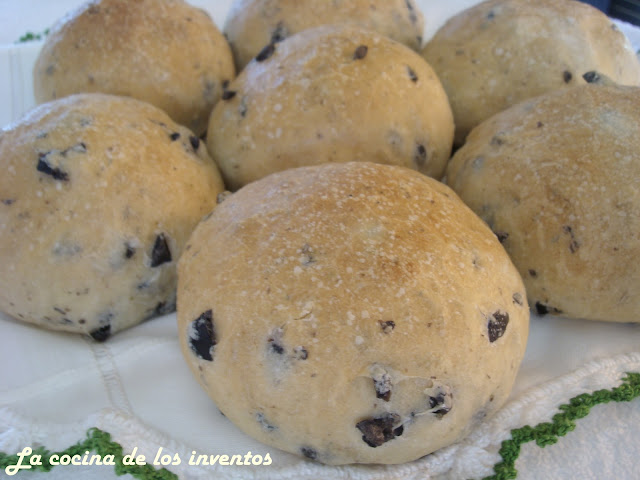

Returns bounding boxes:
[447,82,640,323]
[0,93,225,340]
[207,24,454,191]
[177,161,529,464]
[422,0,640,146]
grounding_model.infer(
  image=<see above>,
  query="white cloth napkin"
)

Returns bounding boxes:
[1,313,640,480]
[1,1,640,479]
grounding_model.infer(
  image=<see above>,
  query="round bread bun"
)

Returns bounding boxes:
[421,0,640,146]
[33,0,235,136]
[177,162,529,465]
[0,93,224,340]
[446,82,640,323]
[207,25,454,191]
[223,0,425,71]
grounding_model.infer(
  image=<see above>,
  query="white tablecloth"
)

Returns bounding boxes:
[1,2,639,479]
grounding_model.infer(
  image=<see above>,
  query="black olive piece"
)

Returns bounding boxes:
[221,90,237,100]
[562,225,580,253]
[37,154,69,181]
[90,324,111,342]
[150,234,172,267]
[256,43,276,62]
[153,301,175,317]
[380,320,395,333]
[372,368,392,402]
[429,393,452,416]
[407,65,418,82]
[535,302,562,316]
[374,383,391,401]
[300,447,317,460]
[256,412,277,432]
[563,71,573,83]
[535,302,549,315]
[124,242,135,259]
[414,144,427,168]
[583,71,601,83]
[269,341,284,355]
[495,231,509,244]
[488,310,509,342]
[512,292,524,306]
[189,310,216,361]
[356,414,403,447]
[353,45,368,60]
[293,346,308,360]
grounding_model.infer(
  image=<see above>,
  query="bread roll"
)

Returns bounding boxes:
[422,0,640,146]
[224,0,425,71]
[0,93,224,339]
[207,25,454,190]
[447,82,640,322]
[177,162,529,464]
[33,0,235,136]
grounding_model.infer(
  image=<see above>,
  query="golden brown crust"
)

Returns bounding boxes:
[177,162,529,464]
[33,0,235,136]
[224,0,425,71]
[0,93,224,338]
[446,83,640,322]
[422,0,640,146]
[207,24,454,191]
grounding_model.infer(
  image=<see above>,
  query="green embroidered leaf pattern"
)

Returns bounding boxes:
[484,372,640,480]
[16,29,49,43]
